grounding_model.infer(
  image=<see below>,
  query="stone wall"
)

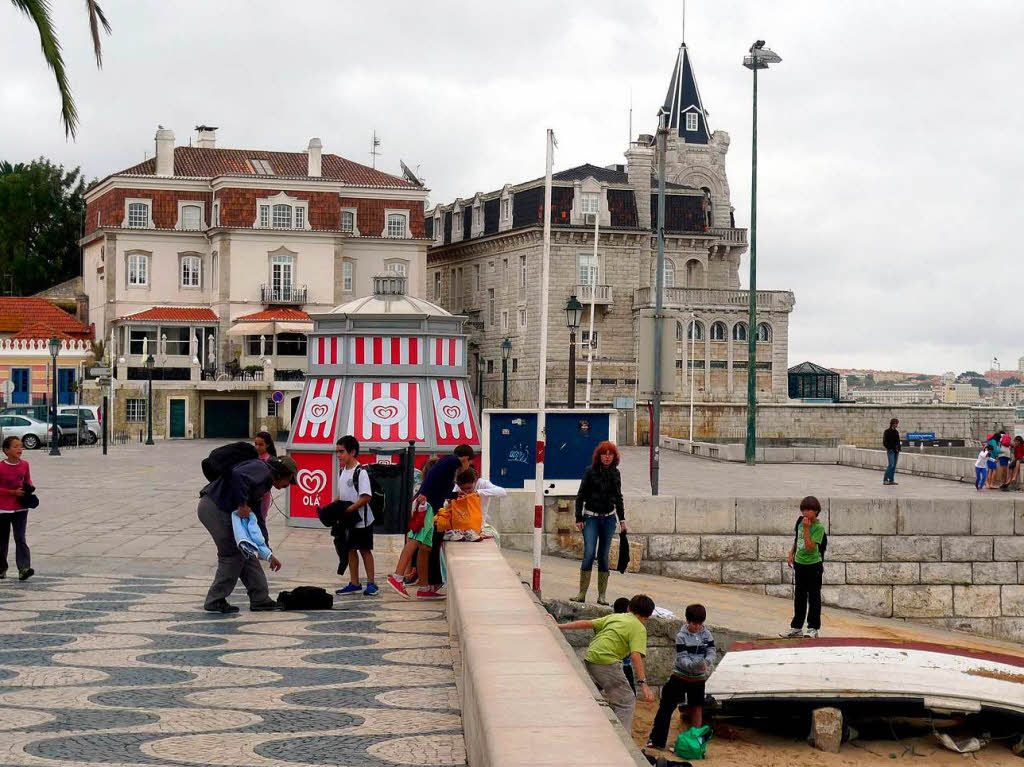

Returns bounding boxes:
[492,491,1024,642]
[643,403,1014,447]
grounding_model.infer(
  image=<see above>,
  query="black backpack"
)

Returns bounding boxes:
[353,465,387,520]
[202,441,259,482]
[794,517,827,560]
[276,586,333,610]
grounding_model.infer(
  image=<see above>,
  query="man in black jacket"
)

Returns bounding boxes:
[882,418,901,485]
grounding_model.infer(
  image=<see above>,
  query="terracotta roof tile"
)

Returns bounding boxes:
[234,308,311,322]
[120,307,218,322]
[0,298,92,338]
[117,147,418,189]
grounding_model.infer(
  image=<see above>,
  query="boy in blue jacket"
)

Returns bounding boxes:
[647,603,716,748]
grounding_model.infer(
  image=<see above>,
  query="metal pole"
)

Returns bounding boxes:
[584,209,599,408]
[502,357,508,408]
[689,311,696,442]
[49,353,60,456]
[533,128,555,594]
[476,353,483,420]
[568,330,576,408]
[102,394,108,455]
[146,363,154,445]
[745,57,759,465]
[652,117,667,495]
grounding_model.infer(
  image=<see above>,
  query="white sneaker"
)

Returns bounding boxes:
[805,629,819,638]
[780,628,804,638]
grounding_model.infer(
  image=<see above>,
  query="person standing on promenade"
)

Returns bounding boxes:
[0,436,34,581]
[572,441,626,605]
[253,431,277,531]
[882,418,901,485]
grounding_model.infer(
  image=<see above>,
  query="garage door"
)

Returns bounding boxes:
[203,399,250,438]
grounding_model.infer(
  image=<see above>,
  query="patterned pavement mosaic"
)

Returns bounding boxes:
[0,574,466,767]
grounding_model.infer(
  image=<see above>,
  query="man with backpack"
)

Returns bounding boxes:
[334,436,378,597]
[782,495,826,638]
[198,447,297,613]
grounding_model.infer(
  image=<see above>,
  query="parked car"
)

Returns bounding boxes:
[0,404,48,422]
[55,413,91,445]
[57,406,100,444]
[0,414,55,450]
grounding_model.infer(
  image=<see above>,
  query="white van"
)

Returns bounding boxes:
[57,405,101,444]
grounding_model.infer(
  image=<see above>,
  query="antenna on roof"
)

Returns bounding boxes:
[628,87,633,143]
[681,0,686,44]
[370,130,382,169]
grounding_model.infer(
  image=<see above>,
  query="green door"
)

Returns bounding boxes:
[203,399,250,438]
[168,399,186,438]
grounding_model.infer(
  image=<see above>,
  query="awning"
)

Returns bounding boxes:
[227,320,313,336]
[275,321,314,333]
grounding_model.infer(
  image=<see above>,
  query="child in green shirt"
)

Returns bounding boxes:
[782,495,825,638]
[558,594,655,728]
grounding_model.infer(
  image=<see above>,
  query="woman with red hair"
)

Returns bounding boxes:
[572,441,626,605]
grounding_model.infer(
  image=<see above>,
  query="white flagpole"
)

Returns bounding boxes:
[584,208,599,408]
[533,128,555,594]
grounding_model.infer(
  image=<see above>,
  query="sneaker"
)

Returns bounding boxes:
[805,628,819,638]
[364,582,380,596]
[18,568,33,582]
[335,583,363,596]
[416,587,445,600]
[464,529,481,542]
[780,628,804,638]
[387,575,410,598]
[204,600,239,614]
[0,570,6,579]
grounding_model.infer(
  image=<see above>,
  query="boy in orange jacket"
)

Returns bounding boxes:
[435,469,483,540]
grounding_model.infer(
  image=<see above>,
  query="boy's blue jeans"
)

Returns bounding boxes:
[884,450,899,483]
[581,514,617,573]
[976,466,988,490]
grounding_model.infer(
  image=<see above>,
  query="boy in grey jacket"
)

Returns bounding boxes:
[647,604,716,748]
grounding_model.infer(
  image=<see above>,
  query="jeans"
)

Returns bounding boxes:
[585,660,635,729]
[791,561,823,631]
[976,466,988,490]
[884,450,899,483]
[0,510,30,573]
[581,514,617,573]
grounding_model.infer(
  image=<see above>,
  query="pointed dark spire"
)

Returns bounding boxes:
[662,44,710,144]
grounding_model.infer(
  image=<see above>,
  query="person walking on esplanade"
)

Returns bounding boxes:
[882,418,901,486]
[572,441,626,606]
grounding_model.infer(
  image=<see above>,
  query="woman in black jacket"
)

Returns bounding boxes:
[572,441,625,605]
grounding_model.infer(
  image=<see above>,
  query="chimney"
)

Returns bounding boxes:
[155,126,175,176]
[195,125,217,149]
[307,137,322,177]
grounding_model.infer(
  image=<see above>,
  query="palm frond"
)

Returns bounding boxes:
[84,0,111,68]
[11,0,78,138]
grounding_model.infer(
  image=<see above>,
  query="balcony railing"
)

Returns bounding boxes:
[633,287,795,312]
[260,284,308,305]
[575,284,614,305]
[274,369,306,382]
[708,227,748,245]
[200,364,265,382]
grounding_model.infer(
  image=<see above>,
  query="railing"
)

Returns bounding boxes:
[633,286,795,311]
[575,284,614,304]
[126,367,191,381]
[274,369,305,382]
[708,227,748,245]
[260,284,308,305]
[0,338,91,353]
[200,364,265,382]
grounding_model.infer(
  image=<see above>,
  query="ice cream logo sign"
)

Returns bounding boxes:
[305,396,335,426]
[366,396,407,427]
[296,468,327,508]
[437,398,464,424]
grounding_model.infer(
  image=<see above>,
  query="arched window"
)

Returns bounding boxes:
[663,259,676,288]
[757,322,773,342]
[710,321,726,341]
[685,259,703,288]
[180,255,201,288]
[732,322,747,342]
[687,320,704,341]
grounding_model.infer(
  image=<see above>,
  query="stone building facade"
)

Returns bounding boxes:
[426,42,794,410]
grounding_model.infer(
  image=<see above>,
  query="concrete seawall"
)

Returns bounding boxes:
[491,491,1024,641]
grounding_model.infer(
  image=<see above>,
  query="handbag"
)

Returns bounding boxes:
[674,726,712,760]
[409,501,429,533]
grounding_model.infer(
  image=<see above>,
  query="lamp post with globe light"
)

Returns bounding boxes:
[564,294,583,408]
[48,336,60,456]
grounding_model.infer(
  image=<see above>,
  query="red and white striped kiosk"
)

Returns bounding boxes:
[285,272,479,527]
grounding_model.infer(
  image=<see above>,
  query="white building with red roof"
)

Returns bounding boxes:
[78,126,430,439]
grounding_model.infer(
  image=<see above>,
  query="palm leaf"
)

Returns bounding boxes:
[84,0,111,67]
[11,0,78,137]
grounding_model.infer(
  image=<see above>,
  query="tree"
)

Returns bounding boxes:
[969,377,993,389]
[0,158,89,295]
[10,0,111,138]
[1001,377,1022,387]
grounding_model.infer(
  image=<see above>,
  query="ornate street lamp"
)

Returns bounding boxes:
[48,336,60,456]
[564,294,583,408]
[145,353,155,445]
[501,337,512,408]
[742,40,782,465]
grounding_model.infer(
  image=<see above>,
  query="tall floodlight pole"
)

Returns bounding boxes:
[742,40,781,465]
[651,108,668,495]
[533,128,556,595]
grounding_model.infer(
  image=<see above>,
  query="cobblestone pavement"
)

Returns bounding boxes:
[0,573,466,767]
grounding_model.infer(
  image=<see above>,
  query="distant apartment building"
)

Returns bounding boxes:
[849,388,934,405]
[944,383,981,404]
[990,385,1024,406]
[425,40,794,408]
[79,127,429,438]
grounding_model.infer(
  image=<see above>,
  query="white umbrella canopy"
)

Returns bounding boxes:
[226,321,274,336]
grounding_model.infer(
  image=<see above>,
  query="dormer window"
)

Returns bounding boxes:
[385,212,408,238]
[254,192,309,230]
[124,199,152,229]
[581,193,599,215]
[340,209,357,234]
[474,206,482,227]
[453,211,461,234]
[501,198,510,220]
[178,203,203,230]
[685,112,699,132]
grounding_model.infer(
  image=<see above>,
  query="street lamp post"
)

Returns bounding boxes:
[145,354,155,445]
[501,337,512,408]
[742,40,782,466]
[48,336,60,456]
[564,295,583,408]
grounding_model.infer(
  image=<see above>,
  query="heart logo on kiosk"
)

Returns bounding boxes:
[296,469,327,496]
[437,397,465,425]
[365,396,406,426]
[305,396,334,424]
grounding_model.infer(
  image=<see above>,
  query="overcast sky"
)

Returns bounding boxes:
[2,1,1021,375]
